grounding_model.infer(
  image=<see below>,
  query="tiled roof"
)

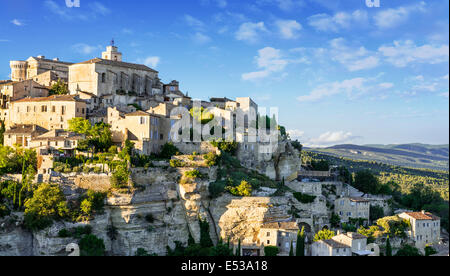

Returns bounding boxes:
[32,130,84,141]
[261,221,299,231]
[321,239,351,249]
[74,58,158,73]
[125,110,151,117]
[30,56,73,65]
[12,95,85,103]
[404,212,440,221]
[349,197,370,203]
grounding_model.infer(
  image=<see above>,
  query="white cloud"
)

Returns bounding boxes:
[88,2,111,16]
[275,20,302,39]
[192,32,212,44]
[11,19,25,26]
[328,38,379,71]
[379,82,394,89]
[379,40,449,67]
[200,0,227,8]
[287,129,305,140]
[242,47,288,81]
[235,22,268,43]
[184,14,205,30]
[297,78,367,102]
[307,10,368,32]
[44,0,110,20]
[0,39,10,42]
[374,1,426,29]
[72,43,102,55]
[276,0,305,11]
[306,131,360,147]
[137,56,161,68]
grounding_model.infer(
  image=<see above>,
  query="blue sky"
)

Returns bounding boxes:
[0,0,449,146]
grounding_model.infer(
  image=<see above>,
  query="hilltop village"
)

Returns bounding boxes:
[0,44,446,257]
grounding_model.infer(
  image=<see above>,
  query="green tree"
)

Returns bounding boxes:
[370,205,385,222]
[314,229,335,242]
[110,161,130,189]
[227,180,252,197]
[49,79,69,95]
[330,213,341,228]
[395,244,422,256]
[23,183,69,231]
[425,246,437,256]
[199,218,213,248]
[289,241,294,256]
[386,236,392,256]
[354,170,381,196]
[236,239,241,257]
[79,234,106,256]
[296,227,305,256]
[264,246,279,256]
[0,120,5,146]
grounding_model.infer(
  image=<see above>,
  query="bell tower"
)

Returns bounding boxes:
[102,39,122,62]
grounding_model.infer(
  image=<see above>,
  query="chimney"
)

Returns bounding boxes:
[53,58,59,61]
[422,210,426,214]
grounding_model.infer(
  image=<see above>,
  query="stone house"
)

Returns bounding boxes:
[68,46,162,106]
[311,239,352,256]
[0,79,49,109]
[398,211,441,249]
[258,221,299,256]
[108,108,170,155]
[335,197,370,225]
[3,124,47,148]
[7,95,87,130]
[10,56,72,82]
[332,232,371,256]
[29,130,85,157]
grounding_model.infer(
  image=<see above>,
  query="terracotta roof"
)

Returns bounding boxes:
[404,212,440,221]
[261,221,299,231]
[334,233,367,240]
[349,197,370,203]
[321,239,351,249]
[31,130,84,142]
[73,58,158,73]
[11,95,85,103]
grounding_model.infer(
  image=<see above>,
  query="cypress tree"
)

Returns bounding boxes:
[296,226,305,256]
[235,239,241,256]
[386,236,392,257]
[289,241,294,256]
[199,218,213,248]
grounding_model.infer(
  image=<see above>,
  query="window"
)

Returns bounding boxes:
[41,105,47,112]
[267,240,270,245]
[267,232,270,237]
[102,73,106,83]
[52,106,56,113]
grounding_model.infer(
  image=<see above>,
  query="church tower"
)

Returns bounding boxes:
[102,40,122,62]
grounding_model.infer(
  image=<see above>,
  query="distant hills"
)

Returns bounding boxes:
[306,143,449,171]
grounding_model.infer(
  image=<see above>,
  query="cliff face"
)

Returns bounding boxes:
[0,148,310,256]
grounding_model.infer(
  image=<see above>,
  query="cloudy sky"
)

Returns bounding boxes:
[0,0,448,147]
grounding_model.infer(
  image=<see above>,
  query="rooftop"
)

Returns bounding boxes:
[4,124,47,135]
[74,58,158,73]
[403,211,440,221]
[11,95,85,104]
[261,221,299,231]
[320,239,351,249]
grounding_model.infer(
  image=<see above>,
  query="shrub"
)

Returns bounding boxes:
[264,246,279,256]
[209,180,227,198]
[72,166,82,173]
[83,166,92,174]
[210,139,238,155]
[170,159,185,168]
[58,229,71,238]
[79,234,106,256]
[160,143,180,159]
[71,225,93,239]
[184,170,203,179]
[376,216,410,238]
[204,152,218,167]
[111,163,130,189]
[293,192,316,204]
[425,246,438,256]
[395,244,422,256]
[93,167,102,174]
[227,180,252,197]
[23,183,69,231]
[314,229,336,242]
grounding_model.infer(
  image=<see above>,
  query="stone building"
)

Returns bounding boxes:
[2,124,47,148]
[10,56,72,82]
[7,95,87,130]
[335,197,370,225]
[68,46,162,108]
[0,79,49,109]
[332,232,371,256]
[29,129,85,157]
[312,238,352,256]
[107,108,170,155]
[258,221,299,256]
[398,211,441,249]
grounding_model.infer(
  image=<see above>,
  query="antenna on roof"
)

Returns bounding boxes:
[111,38,115,47]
